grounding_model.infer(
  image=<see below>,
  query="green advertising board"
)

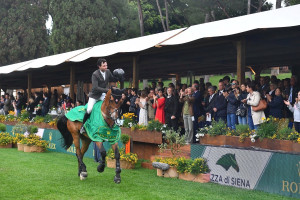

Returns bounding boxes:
[191,144,300,198]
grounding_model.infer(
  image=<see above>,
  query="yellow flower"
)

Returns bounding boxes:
[261,117,266,121]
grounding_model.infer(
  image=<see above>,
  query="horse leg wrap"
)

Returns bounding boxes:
[80,113,90,133]
[97,146,106,173]
[114,148,121,184]
[76,154,87,177]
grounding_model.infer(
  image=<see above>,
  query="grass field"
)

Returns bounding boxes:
[124,73,292,89]
[0,149,296,200]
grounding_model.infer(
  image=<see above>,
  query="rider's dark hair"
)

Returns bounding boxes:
[97,58,107,67]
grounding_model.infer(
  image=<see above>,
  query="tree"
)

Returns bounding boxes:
[156,0,167,31]
[49,0,139,54]
[0,0,49,66]
[137,0,145,36]
[284,0,300,5]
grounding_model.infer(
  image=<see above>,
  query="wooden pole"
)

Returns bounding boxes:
[176,74,181,84]
[27,73,32,102]
[70,66,75,100]
[132,56,139,89]
[236,39,245,85]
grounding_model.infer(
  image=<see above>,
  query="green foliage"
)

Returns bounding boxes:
[27,125,38,134]
[33,116,45,123]
[147,119,163,131]
[0,0,49,66]
[177,157,210,175]
[276,127,294,140]
[12,123,27,134]
[49,0,139,54]
[159,129,186,157]
[43,114,52,123]
[13,133,25,144]
[19,111,30,122]
[0,123,6,132]
[257,117,278,140]
[106,147,138,164]
[0,132,13,145]
[207,120,227,136]
[235,124,250,136]
[120,134,130,145]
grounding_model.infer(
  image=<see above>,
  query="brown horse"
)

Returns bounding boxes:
[57,89,124,183]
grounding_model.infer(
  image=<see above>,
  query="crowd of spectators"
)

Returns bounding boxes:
[120,75,299,144]
[1,74,299,144]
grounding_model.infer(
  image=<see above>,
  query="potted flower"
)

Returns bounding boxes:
[18,138,28,151]
[177,157,210,183]
[14,133,25,149]
[106,134,138,169]
[106,148,138,169]
[0,133,13,148]
[31,139,48,152]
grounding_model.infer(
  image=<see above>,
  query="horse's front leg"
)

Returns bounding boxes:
[74,136,87,180]
[95,142,106,173]
[112,143,121,184]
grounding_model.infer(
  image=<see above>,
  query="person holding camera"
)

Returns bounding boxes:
[224,85,238,130]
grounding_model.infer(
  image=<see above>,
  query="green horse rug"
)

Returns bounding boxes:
[65,101,121,145]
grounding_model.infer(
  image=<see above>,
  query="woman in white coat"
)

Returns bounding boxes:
[242,82,265,130]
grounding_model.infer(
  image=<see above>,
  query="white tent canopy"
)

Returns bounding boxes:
[159,5,300,46]
[68,28,186,62]
[0,5,299,75]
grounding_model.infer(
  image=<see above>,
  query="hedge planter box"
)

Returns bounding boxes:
[106,158,135,169]
[179,173,210,183]
[17,143,25,151]
[4,121,56,130]
[157,167,178,178]
[23,145,32,153]
[200,135,300,153]
[30,146,45,153]
[120,127,162,144]
[0,143,12,148]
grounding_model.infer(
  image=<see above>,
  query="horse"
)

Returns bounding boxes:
[57,89,124,183]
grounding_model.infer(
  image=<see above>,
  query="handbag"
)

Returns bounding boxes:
[236,105,247,117]
[252,99,267,112]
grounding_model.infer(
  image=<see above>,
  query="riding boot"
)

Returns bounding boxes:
[80,113,90,134]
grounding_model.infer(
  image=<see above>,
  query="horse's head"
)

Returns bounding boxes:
[102,89,124,127]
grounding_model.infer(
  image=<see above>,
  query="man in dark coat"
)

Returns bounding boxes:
[165,87,178,131]
[204,86,217,125]
[192,83,204,142]
[42,93,50,116]
[213,81,227,122]
[80,58,115,133]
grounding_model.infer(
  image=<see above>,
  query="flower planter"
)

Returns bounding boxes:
[156,166,178,178]
[179,173,210,183]
[30,145,45,153]
[200,135,300,154]
[0,143,12,148]
[120,127,162,144]
[200,135,228,146]
[17,143,24,151]
[23,145,32,153]
[106,158,135,169]
[293,142,300,153]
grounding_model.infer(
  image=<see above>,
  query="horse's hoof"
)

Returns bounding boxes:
[80,172,88,180]
[114,176,121,184]
[97,163,105,173]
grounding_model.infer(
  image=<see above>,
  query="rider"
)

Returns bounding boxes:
[80,58,116,134]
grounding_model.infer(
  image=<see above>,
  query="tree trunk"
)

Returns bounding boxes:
[247,0,251,14]
[167,0,189,26]
[216,0,230,18]
[156,0,166,31]
[257,0,263,12]
[137,0,144,36]
[276,0,282,8]
[205,13,211,23]
[210,10,215,21]
[164,0,169,31]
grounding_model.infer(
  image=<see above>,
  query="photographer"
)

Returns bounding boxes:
[223,85,238,130]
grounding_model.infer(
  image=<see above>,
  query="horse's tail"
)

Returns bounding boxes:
[57,115,73,149]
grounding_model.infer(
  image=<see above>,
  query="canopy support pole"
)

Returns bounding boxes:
[70,66,75,100]
[236,39,245,85]
[133,56,139,89]
[27,73,32,102]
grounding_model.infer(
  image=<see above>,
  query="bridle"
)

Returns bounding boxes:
[102,95,122,127]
